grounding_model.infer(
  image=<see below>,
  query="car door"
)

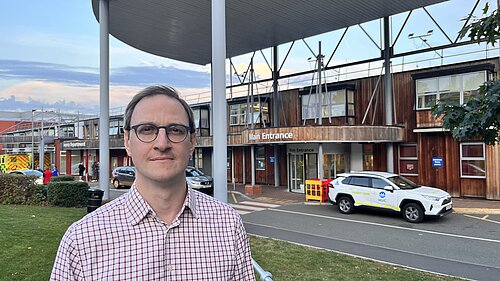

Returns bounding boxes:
[123,167,135,186]
[347,176,372,206]
[370,177,399,211]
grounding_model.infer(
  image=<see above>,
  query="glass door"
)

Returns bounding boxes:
[289,154,304,193]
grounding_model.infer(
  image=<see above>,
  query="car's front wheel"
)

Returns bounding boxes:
[337,196,354,214]
[402,202,424,223]
[113,179,121,189]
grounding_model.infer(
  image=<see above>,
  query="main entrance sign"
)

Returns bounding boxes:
[249,132,294,141]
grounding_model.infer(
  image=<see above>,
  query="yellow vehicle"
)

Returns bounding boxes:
[0,153,50,173]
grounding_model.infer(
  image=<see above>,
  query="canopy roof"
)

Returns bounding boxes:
[92,0,447,65]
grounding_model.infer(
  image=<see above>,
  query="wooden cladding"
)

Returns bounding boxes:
[240,125,405,145]
[416,110,443,128]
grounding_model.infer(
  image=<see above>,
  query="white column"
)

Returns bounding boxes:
[212,0,227,202]
[99,0,110,200]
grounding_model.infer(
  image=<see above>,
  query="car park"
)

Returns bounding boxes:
[328,171,453,223]
[111,166,213,195]
[9,169,44,185]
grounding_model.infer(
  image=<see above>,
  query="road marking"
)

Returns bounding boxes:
[231,201,281,215]
[464,214,500,225]
[231,192,238,204]
[269,208,500,244]
[245,222,500,273]
[230,204,266,212]
[239,201,280,208]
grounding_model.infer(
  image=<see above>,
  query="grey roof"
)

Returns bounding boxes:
[91,0,448,65]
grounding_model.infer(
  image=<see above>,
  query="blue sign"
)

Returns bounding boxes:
[379,191,386,198]
[432,157,443,168]
[269,156,275,163]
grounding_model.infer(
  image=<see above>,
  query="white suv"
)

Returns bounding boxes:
[328,171,453,223]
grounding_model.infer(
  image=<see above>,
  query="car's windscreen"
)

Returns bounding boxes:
[387,175,419,189]
[186,169,204,177]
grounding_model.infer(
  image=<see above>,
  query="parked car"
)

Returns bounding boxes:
[112,166,136,188]
[186,166,213,195]
[328,171,453,223]
[9,169,44,185]
[111,166,214,195]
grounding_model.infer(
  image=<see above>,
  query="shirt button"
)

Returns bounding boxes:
[167,265,173,271]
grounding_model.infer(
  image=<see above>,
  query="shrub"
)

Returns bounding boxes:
[51,176,76,182]
[0,174,46,205]
[47,181,89,207]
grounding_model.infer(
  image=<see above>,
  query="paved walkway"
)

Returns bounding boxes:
[229,184,500,215]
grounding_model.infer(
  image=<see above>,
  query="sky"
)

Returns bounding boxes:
[0,0,495,115]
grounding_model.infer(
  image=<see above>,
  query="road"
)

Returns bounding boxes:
[242,203,500,281]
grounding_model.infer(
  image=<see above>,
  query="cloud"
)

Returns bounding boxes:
[0,59,211,89]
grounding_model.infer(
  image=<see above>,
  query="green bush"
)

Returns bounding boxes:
[51,176,76,182]
[0,174,46,205]
[47,181,89,207]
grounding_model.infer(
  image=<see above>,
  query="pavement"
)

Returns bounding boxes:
[228,183,500,215]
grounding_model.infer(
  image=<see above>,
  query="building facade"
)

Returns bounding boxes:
[1,58,499,200]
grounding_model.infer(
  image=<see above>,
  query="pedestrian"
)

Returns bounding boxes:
[43,167,52,185]
[91,161,99,181]
[51,85,254,280]
[78,163,85,177]
[52,165,59,177]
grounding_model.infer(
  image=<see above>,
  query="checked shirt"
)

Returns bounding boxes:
[51,185,255,280]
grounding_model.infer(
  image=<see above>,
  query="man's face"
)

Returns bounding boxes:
[124,95,195,187]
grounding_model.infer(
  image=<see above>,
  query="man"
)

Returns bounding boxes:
[51,85,255,280]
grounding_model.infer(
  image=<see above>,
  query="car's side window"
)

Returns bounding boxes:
[372,178,388,189]
[341,177,351,184]
[349,176,371,187]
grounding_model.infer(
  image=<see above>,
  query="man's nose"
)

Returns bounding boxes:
[153,128,172,149]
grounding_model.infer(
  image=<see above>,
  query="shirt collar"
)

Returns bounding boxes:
[125,184,199,226]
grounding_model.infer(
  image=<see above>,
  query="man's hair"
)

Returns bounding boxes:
[123,85,195,134]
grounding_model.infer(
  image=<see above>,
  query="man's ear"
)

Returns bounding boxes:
[190,132,196,154]
[124,131,132,156]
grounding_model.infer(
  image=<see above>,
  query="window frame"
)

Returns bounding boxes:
[459,142,486,179]
[255,146,266,170]
[398,143,418,176]
[301,89,354,120]
[415,70,487,110]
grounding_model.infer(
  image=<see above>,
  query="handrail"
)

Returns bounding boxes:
[252,258,273,281]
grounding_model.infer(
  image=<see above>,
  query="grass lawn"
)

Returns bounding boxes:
[0,205,460,281]
[0,205,86,281]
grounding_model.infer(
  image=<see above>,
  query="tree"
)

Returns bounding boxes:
[432,2,500,145]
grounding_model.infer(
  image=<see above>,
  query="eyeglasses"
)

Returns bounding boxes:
[130,123,191,143]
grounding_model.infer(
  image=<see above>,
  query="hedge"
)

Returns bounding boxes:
[0,174,46,205]
[51,176,76,182]
[47,181,89,207]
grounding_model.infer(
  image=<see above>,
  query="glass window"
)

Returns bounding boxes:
[460,143,486,178]
[229,102,269,126]
[349,176,370,187]
[372,178,388,189]
[195,149,203,169]
[302,89,353,119]
[399,143,418,176]
[255,146,265,170]
[416,71,487,109]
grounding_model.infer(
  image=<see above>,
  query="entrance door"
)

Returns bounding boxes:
[289,154,304,192]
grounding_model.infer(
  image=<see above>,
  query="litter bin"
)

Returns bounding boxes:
[87,188,104,213]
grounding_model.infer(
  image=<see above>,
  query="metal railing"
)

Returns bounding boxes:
[252,258,273,281]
